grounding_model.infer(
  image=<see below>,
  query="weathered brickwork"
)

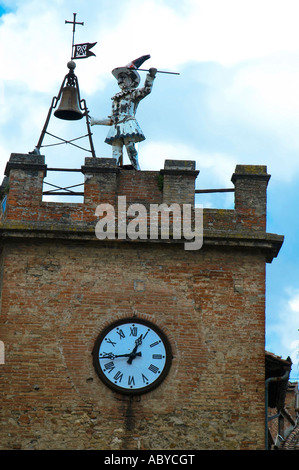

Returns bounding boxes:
[0,153,283,450]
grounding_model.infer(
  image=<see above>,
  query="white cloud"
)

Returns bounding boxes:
[198,54,299,181]
[210,55,299,133]
[122,0,299,67]
[140,140,236,209]
[289,292,299,312]
[141,140,236,181]
[3,0,299,90]
[1,0,298,188]
[0,4,67,91]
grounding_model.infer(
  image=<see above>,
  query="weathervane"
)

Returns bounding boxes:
[32,13,97,160]
[65,13,97,61]
[90,55,179,170]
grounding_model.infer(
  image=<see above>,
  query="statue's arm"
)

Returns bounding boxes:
[90,117,113,126]
[136,68,157,99]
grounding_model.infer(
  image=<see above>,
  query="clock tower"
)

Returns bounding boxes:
[0,153,283,450]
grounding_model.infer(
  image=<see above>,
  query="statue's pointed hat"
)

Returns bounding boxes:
[112,55,151,86]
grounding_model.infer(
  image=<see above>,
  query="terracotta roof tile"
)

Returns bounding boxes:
[282,425,299,450]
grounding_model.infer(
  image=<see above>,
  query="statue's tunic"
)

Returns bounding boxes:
[105,74,155,145]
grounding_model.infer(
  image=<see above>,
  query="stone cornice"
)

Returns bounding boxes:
[0,220,284,263]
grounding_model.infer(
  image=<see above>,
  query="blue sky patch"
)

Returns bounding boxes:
[0,3,12,16]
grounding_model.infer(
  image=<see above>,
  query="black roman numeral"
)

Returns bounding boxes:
[128,376,135,387]
[104,361,115,373]
[152,354,163,359]
[142,373,149,384]
[150,340,160,348]
[148,364,160,374]
[130,326,138,336]
[113,371,123,382]
[116,328,125,339]
[142,329,150,340]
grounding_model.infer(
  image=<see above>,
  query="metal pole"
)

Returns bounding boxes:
[65,13,84,60]
[135,68,180,75]
[81,99,96,158]
[36,97,56,151]
[36,75,66,151]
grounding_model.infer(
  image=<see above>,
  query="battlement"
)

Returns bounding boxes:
[0,153,283,261]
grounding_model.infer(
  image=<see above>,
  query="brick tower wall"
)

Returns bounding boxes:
[0,154,283,450]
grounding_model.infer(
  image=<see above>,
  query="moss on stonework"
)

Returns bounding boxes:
[157,174,164,191]
[234,165,268,175]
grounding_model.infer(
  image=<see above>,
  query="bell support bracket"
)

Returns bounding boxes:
[34,60,96,158]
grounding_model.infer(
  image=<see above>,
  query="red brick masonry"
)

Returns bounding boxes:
[0,154,284,450]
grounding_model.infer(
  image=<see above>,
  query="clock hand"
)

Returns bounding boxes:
[127,334,143,364]
[135,334,143,347]
[101,352,142,360]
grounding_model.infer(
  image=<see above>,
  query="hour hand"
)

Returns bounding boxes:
[135,334,143,347]
[127,334,143,364]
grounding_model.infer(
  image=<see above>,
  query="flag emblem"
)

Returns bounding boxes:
[73,42,97,59]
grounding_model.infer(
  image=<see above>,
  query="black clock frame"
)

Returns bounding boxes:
[92,317,172,395]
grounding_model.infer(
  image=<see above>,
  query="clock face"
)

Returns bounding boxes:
[92,318,172,395]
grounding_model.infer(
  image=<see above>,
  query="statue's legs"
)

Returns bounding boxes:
[125,142,140,170]
[112,139,141,170]
[112,142,123,166]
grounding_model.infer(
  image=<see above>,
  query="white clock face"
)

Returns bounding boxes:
[93,318,172,395]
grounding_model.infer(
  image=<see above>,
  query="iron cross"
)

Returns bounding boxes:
[65,13,84,58]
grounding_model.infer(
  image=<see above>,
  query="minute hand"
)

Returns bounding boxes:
[101,352,141,360]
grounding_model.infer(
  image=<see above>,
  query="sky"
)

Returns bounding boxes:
[0,0,298,380]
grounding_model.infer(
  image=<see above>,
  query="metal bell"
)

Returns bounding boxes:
[54,86,84,120]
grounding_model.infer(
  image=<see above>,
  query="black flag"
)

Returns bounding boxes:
[73,42,97,59]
